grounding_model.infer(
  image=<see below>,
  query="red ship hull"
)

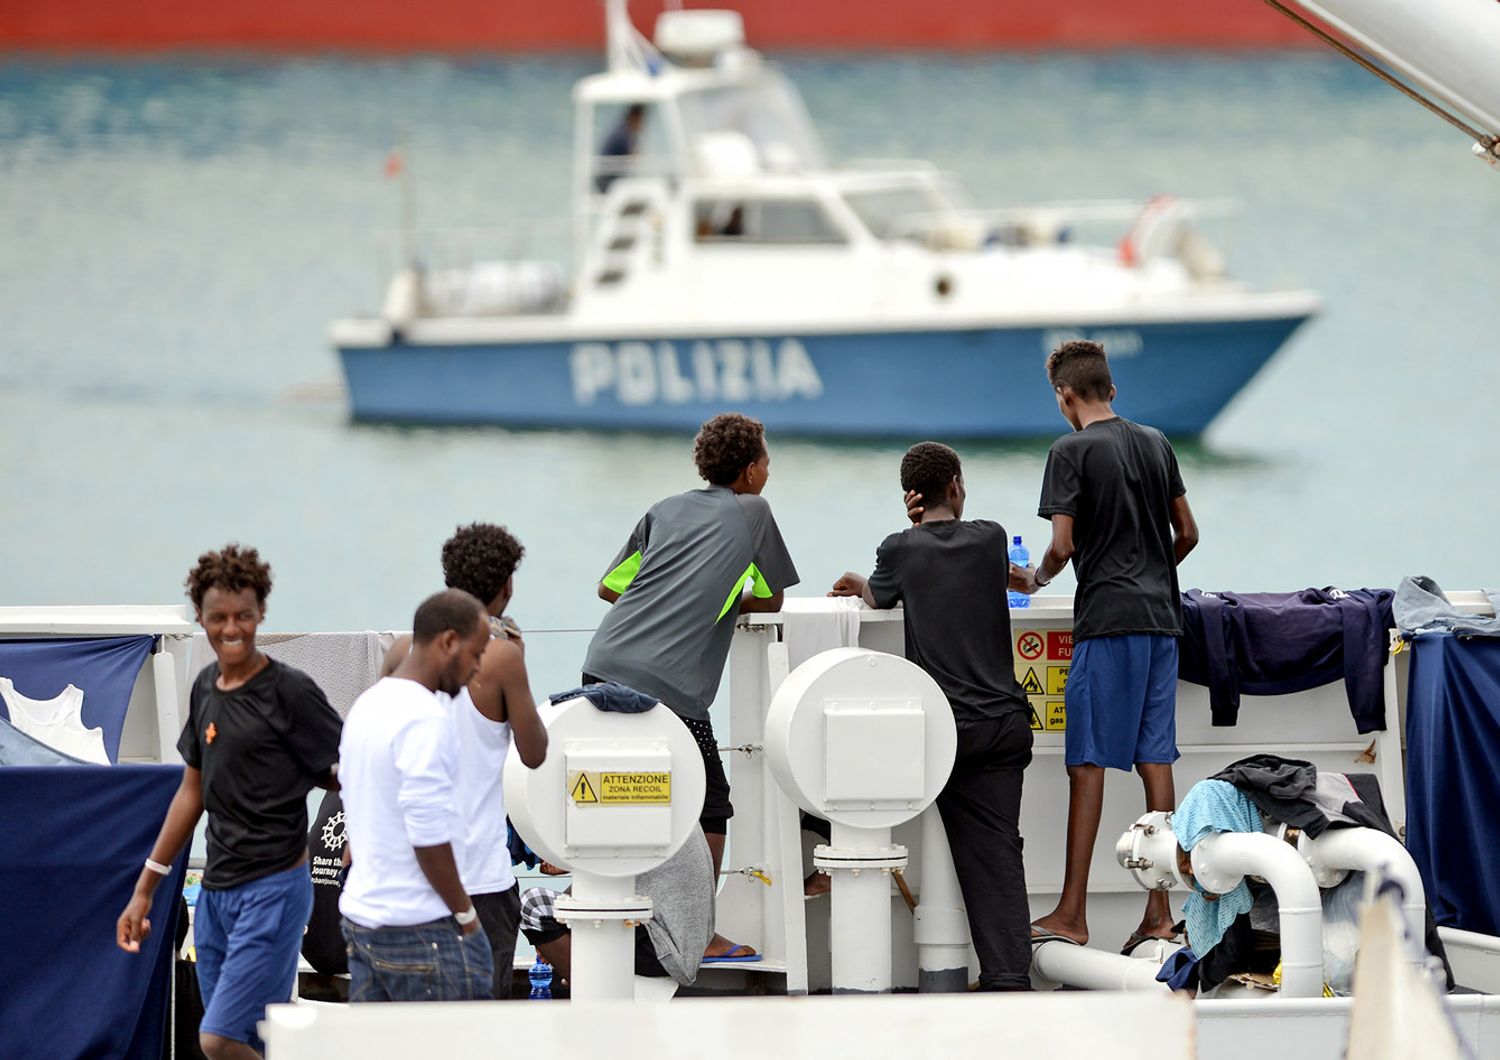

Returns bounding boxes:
[1,0,1314,52]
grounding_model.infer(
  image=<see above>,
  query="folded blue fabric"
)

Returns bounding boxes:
[549,681,660,714]
[1175,779,1263,958]
[1156,944,1200,992]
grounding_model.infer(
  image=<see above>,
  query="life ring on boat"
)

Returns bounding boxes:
[1118,194,1183,267]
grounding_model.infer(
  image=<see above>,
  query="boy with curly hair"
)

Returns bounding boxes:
[832,442,1035,990]
[583,412,799,961]
[117,545,342,1059]
[378,522,548,997]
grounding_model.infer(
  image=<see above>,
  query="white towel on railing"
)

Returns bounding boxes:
[781,598,863,672]
[189,632,385,719]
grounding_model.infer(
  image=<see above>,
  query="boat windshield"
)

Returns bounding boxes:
[677,75,826,174]
[843,184,956,240]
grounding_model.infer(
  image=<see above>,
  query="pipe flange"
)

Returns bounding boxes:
[554,895,654,924]
[812,844,909,872]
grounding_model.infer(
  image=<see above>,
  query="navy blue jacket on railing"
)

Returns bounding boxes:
[1177,588,1395,733]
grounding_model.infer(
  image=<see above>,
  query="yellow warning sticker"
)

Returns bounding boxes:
[1028,706,1043,732]
[1019,668,1044,696]
[1045,700,1067,731]
[568,770,672,806]
[1047,665,1070,696]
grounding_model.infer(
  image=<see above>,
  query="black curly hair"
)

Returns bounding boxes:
[1046,339,1113,401]
[900,442,962,507]
[442,523,525,606]
[185,543,273,611]
[693,412,766,486]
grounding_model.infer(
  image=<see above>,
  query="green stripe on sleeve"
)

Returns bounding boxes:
[715,563,772,623]
[602,551,644,595]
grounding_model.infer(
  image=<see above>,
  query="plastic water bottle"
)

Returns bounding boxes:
[528,955,553,999]
[1008,535,1031,609]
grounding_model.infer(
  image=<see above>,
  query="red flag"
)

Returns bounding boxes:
[384,150,403,179]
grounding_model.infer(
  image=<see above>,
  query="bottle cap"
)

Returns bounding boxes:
[1013,535,1022,545]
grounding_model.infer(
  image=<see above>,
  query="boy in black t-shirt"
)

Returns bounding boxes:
[1017,340,1199,952]
[117,546,342,1059]
[832,442,1035,990]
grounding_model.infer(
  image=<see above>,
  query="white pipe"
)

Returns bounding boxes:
[914,807,970,992]
[826,822,895,994]
[1031,943,1170,992]
[560,873,642,1001]
[1301,828,1427,965]
[1191,832,1324,999]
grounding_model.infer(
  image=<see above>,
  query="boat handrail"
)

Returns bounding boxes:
[842,157,942,174]
[890,196,1243,235]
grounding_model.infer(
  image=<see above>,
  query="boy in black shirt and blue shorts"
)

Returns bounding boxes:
[833,442,1035,990]
[1018,340,1200,952]
[117,545,342,1059]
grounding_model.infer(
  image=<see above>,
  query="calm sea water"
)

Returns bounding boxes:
[1,51,1497,698]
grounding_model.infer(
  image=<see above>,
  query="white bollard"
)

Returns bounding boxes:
[816,822,907,994]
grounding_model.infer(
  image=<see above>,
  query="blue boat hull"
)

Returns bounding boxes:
[337,316,1311,437]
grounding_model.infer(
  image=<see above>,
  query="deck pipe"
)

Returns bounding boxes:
[1031,942,1171,992]
[554,873,653,1001]
[1190,832,1325,999]
[817,822,906,994]
[914,806,970,992]
[1299,827,1428,968]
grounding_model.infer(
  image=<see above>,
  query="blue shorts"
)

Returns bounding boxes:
[194,861,314,1052]
[1064,634,1180,771]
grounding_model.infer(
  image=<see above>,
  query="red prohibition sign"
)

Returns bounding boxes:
[1017,632,1045,660]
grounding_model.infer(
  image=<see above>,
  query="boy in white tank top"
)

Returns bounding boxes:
[382,523,548,997]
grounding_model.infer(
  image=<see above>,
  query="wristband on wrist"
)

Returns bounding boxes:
[1034,567,1052,588]
[144,857,172,877]
[455,906,478,926]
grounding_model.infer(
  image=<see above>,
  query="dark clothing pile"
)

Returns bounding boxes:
[1177,588,1395,732]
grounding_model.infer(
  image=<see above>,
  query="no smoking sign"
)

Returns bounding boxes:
[1017,631,1045,660]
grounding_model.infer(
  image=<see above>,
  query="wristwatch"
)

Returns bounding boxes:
[1034,567,1052,588]
[455,906,478,926]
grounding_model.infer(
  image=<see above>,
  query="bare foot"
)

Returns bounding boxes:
[803,871,831,898]
[1029,912,1088,947]
[704,933,758,960]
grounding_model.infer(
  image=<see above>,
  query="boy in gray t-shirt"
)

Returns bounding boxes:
[583,413,799,961]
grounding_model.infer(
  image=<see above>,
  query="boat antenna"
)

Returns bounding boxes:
[386,128,419,268]
[604,0,661,74]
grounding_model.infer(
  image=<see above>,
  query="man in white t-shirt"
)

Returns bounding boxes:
[339,589,492,1003]
[381,522,549,997]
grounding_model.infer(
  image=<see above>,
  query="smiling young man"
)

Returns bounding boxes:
[338,589,495,1003]
[117,545,342,1060]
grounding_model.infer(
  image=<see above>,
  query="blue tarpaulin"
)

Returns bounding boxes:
[1406,633,1500,935]
[0,636,155,763]
[0,764,188,1059]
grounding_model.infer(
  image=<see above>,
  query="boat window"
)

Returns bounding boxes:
[678,75,826,174]
[592,102,671,193]
[694,199,846,245]
[844,186,952,239]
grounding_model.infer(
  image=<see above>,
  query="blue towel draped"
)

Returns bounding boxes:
[1174,779,1263,958]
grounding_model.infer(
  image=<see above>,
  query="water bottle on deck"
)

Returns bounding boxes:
[528,955,553,999]
[1008,535,1031,609]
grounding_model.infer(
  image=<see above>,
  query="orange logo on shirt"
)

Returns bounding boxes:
[205,722,217,745]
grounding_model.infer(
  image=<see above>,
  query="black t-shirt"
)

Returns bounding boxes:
[1038,417,1186,640]
[178,658,343,889]
[866,518,1030,723]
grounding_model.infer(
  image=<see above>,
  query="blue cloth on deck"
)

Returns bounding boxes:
[0,764,188,1059]
[1406,633,1500,934]
[0,636,155,762]
[0,716,90,765]
[550,680,659,714]
[1174,779,1263,958]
